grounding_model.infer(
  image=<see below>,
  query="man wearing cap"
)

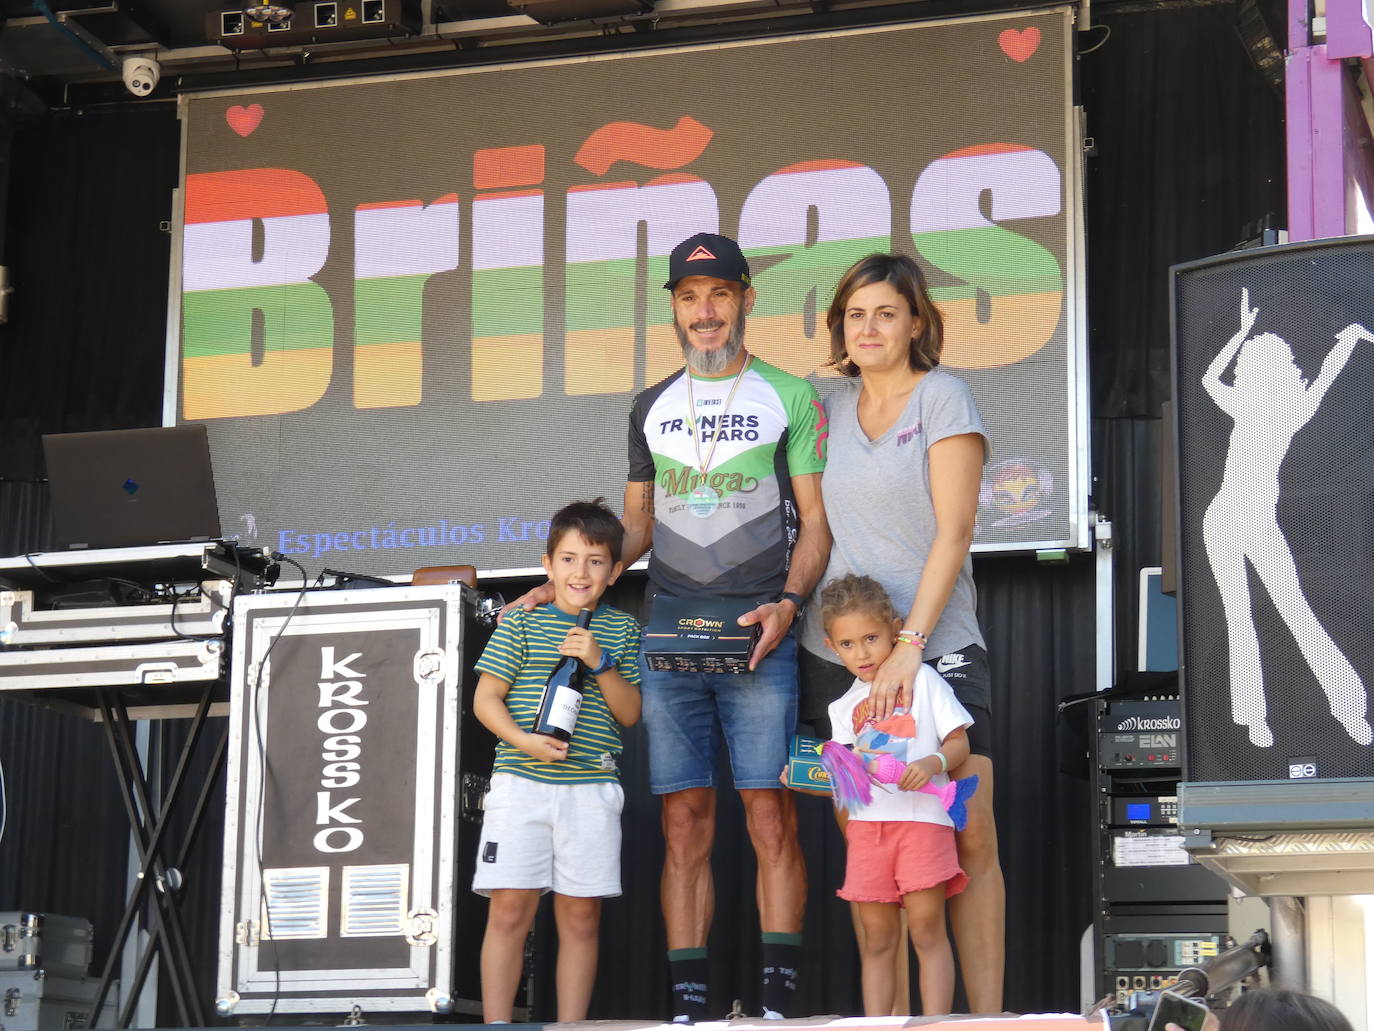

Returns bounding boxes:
[632,231,828,1022]
[509,232,829,1021]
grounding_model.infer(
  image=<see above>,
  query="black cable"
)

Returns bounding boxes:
[250,552,310,1026]
[168,583,193,640]
[21,553,61,584]
[20,553,161,607]
[165,574,238,643]
[112,578,157,603]
[1078,22,1111,55]
[227,544,244,633]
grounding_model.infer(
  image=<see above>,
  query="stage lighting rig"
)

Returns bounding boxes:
[242,2,296,23]
[214,1,421,50]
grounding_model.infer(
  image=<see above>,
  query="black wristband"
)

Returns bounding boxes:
[777,591,806,613]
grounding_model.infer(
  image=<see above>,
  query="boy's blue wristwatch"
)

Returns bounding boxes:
[588,650,615,675]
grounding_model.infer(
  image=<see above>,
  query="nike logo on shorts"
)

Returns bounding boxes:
[936,653,970,674]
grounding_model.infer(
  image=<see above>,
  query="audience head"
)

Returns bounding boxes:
[1217,988,1354,1031]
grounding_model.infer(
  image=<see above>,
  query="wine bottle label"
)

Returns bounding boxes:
[543,684,582,735]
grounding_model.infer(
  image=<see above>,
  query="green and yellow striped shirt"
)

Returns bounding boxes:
[476,603,642,783]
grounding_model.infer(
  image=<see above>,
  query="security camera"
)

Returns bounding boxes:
[122,56,160,97]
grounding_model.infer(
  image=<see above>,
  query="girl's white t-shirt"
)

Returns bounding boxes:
[827,664,973,827]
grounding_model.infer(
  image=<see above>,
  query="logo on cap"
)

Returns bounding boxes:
[686,245,716,261]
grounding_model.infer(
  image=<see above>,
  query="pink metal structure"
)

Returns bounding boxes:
[1287,0,1374,239]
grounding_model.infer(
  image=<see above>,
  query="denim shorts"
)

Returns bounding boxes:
[641,634,798,794]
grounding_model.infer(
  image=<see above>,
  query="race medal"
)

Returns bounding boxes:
[687,483,720,517]
[684,357,750,521]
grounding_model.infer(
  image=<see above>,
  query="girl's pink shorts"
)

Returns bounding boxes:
[839,820,968,903]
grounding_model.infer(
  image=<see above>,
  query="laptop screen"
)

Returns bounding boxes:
[42,426,222,550]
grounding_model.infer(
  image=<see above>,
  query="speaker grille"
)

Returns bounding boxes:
[1174,237,1374,782]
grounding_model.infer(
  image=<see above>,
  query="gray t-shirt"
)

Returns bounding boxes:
[800,369,989,669]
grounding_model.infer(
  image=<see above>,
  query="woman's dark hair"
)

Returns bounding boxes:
[546,497,624,564]
[1219,989,1354,1031]
[824,253,944,377]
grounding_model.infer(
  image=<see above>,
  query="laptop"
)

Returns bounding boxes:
[42,425,222,550]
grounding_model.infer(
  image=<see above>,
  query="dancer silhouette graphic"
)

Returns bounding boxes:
[1200,289,1373,748]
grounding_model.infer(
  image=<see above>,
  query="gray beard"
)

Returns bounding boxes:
[676,313,746,376]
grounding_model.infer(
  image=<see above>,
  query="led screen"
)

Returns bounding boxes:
[173,8,1082,575]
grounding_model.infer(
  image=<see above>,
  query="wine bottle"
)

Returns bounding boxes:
[532,608,593,742]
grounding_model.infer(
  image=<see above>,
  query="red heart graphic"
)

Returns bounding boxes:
[226,103,264,137]
[998,27,1041,62]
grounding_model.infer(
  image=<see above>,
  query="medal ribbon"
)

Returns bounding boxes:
[685,355,752,484]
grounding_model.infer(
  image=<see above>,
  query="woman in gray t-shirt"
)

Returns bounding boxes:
[798,253,1005,1013]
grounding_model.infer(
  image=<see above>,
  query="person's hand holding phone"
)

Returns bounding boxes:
[1149,991,1211,1031]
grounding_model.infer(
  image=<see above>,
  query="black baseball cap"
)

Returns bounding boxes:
[664,232,752,290]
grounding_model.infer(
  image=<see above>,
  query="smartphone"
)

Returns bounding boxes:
[1148,990,1210,1031]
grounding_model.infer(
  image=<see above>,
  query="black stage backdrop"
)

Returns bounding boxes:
[0,105,183,996]
[1084,2,1286,674]
[0,3,1284,1021]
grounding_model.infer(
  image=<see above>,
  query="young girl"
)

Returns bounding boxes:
[816,573,972,1017]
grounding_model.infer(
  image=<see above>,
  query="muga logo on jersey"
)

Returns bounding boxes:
[660,466,760,497]
[181,117,1064,420]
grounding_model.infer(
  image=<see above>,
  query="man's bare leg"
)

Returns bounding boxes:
[742,788,806,1017]
[662,787,717,946]
[663,788,716,1021]
[741,788,806,932]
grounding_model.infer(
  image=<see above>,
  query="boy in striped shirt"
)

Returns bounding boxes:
[472,498,643,1023]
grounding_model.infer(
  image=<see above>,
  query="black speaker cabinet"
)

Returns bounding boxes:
[1171,237,1374,794]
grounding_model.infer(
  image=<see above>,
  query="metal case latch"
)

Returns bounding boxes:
[413,649,445,682]
[136,662,179,685]
[405,908,438,946]
[234,920,260,946]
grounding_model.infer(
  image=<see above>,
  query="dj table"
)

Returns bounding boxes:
[0,542,271,1028]
[0,541,270,717]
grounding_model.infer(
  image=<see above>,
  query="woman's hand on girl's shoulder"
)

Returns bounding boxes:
[868,643,922,720]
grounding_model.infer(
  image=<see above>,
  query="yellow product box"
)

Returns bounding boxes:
[785,734,832,793]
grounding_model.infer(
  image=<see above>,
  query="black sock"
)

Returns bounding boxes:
[760,934,801,1018]
[668,948,708,1022]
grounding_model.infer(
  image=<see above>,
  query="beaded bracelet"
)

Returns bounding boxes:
[896,629,928,649]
